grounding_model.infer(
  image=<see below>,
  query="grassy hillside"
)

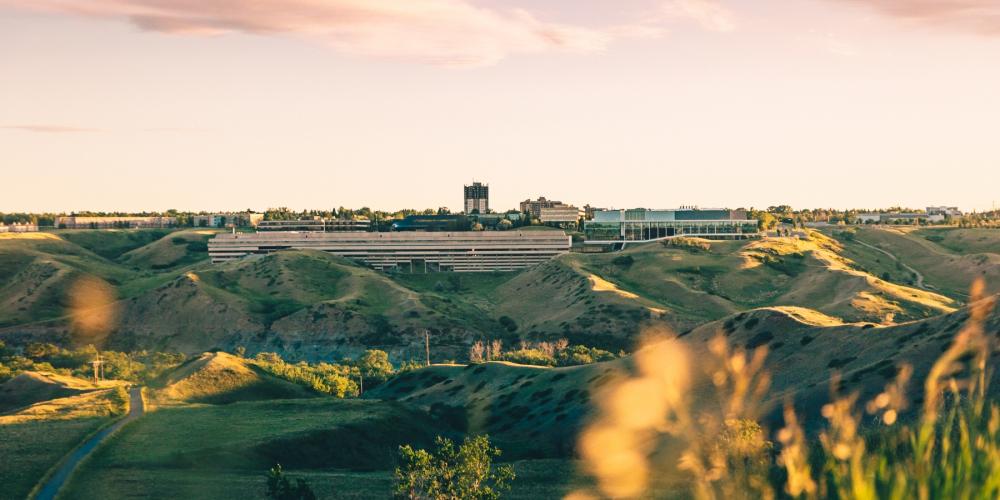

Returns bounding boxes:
[0,417,110,500]
[824,227,1000,299]
[1,229,992,364]
[0,371,114,414]
[150,352,319,406]
[119,229,217,271]
[60,398,452,498]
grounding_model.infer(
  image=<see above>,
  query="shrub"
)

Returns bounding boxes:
[266,464,316,500]
[394,435,514,500]
[498,349,555,367]
[556,345,616,366]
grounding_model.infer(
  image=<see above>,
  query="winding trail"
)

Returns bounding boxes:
[34,386,144,500]
[854,238,929,290]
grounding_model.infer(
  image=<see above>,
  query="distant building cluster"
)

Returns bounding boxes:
[0,222,38,233]
[56,216,176,229]
[857,207,964,224]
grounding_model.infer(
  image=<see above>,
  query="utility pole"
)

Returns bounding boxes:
[91,353,104,383]
[425,330,431,367]
[358,371,363,397]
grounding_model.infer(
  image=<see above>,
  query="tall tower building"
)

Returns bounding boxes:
[464,182,489,214]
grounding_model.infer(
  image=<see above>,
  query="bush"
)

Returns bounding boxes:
[662,237,711,252]
[498,349,555,367]
[394,435,514,500]
[556,345,616,366]
[266,464,316,500]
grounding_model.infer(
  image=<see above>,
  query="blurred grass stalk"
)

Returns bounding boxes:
[575,279,1000,499]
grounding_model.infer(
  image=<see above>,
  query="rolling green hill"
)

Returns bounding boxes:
[0,229,991,364]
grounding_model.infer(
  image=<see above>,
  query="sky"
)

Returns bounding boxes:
[2,0,999,214]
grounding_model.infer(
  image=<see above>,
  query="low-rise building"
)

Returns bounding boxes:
[585,208,758,243]
[927,206,962,217]
[192,212,264,228]
[257,217,370,232]
[540,205,584,225]
[520,197,563,219]
[56,216,176,229]
[208,230,570,272]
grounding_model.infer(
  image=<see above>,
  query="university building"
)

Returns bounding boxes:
[584,208,759,244]
[463,182,489,214]
[208,230,570,272]
[256,217,371,232]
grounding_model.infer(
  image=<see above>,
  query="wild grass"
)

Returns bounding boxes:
[0,417,110,500]
[575,280,1000,499]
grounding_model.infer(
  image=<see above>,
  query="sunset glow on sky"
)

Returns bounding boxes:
[2,1,999,213]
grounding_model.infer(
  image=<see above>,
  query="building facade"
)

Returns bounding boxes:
[257,218,371,232]
[584,208,758,243]
[192,212,264,228]
[56,216,176,229]
[0,222,38,233]
[208,230,570,272]
[464,182,489,214]
[519,197,562,219]
[540,205,584,224]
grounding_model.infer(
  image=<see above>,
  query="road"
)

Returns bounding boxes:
[853,238,929,290]
[34,386,144,500]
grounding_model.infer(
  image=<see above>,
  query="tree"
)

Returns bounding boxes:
[394,435,515,500]
[358,349,394,388]
[266,464,316,500]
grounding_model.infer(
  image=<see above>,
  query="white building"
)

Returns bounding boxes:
[208,230,570,272]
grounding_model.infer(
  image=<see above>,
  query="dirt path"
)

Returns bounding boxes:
[34,386,144,500]
[854,238,929,290]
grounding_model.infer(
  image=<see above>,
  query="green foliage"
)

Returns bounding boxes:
[394,435,515,500]
[555,345,616,366]
[357,349,395,388]
[108,386,130,415]
[497,349,555,367]
[253,355,359,397]
[7,343,184,383]
[266,464,317,500]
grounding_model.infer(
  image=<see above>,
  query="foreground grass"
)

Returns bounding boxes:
[0,417,109,500]
[59,397,594,498]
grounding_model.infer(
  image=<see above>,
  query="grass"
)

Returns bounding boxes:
[59,398,452,498]
[58,229,174,260]
[151,352,319,406]
[0,417,110,500]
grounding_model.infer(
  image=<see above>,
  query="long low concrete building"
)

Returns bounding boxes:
[208,230,571,272]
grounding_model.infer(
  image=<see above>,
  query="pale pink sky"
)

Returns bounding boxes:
[1,0,999,213]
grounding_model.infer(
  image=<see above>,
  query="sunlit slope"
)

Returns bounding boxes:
[827,227,1000,299]
[541,233,954,333]
[119,229,219,271]
[151,352,318,405]
[0,371,114,414]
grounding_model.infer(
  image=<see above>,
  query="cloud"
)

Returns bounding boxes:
[663,0,736,32]
[834,0,1000,35]
[0,125,97,133]
[5,0,642,67]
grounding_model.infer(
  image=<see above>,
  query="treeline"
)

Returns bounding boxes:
[469,338,618,367]
[0,341,185,384]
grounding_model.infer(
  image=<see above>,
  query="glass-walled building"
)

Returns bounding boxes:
[584,208,759,243]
